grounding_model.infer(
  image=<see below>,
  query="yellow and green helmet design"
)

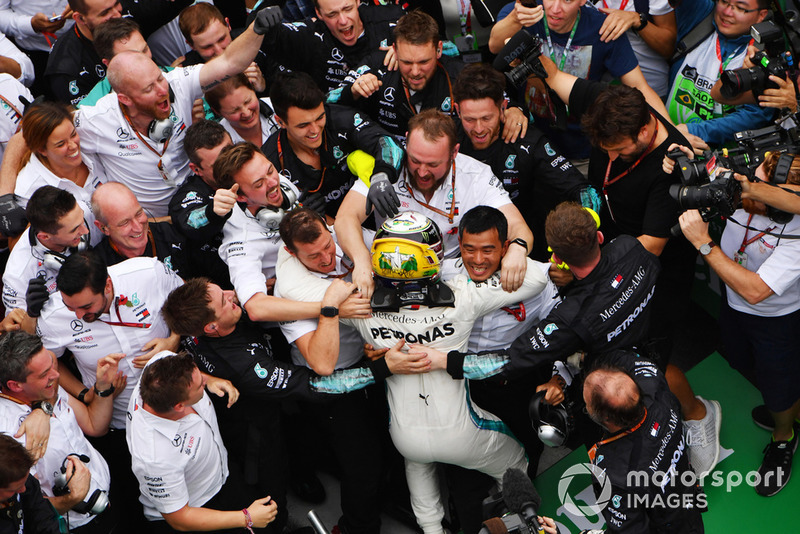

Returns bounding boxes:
[371,212,444,283]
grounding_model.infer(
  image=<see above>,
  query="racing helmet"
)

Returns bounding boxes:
[371,212,444,285]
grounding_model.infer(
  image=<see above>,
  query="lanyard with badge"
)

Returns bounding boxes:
[543,11,581,72]
[716,35,748,77]
[601,112,659,223]
[600,0,629,9]
[405,160,458,223]
[734,213,776,269]
[120,105,177,185]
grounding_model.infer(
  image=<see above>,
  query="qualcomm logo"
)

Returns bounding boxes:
[558,463,612,517]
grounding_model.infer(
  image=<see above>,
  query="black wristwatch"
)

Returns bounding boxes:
[510,238,528,250]
[31,400,54,416]
[93,383,115,397]
[320,306,339,318]
[77,387,90,404]
[635,12,648,32]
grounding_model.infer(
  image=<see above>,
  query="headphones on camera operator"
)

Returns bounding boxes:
[529,389,577,448]
[253,181,299,231]
[52,453,109,515]
[30,225,90,271]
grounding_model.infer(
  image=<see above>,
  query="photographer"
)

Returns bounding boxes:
[668,146,800,497]
[710,44,798,114]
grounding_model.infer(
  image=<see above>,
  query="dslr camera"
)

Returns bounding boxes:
[668,149,742,221]
[492,30,547,87]
[720,21,795,99]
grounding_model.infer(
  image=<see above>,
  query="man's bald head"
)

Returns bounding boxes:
[107,51,154,93]
[584,364,644,432]
[91,182,150,257]
[92,182,138,225]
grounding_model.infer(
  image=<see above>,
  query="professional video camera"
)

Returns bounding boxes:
[667,149,742,221]
[481,469,546,534]
[720,21,796,99]
[492,30,547,87]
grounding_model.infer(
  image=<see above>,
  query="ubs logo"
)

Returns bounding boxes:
[383,87,395,102]
[71,320,83,331]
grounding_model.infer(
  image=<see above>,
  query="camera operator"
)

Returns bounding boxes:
[710,44,798,114]
[668,145,800,497]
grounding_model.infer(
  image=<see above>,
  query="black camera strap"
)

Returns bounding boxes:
[670,11,715,65]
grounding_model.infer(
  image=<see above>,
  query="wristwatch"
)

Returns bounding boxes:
[320,306,339,318]
[510,238,528,250]
[93,383,115,397]
[31,400,54,416]
[699,241,717,256]
[635,12,648,32]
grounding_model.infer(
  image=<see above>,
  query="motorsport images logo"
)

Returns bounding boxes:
[558,463,611,517]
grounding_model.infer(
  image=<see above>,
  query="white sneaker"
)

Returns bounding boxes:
[683,396,721,478]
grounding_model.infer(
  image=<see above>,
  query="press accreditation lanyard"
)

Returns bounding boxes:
[544,11,580,72]
[715,35,748,77]
[601,112,659,223]
[601,0,629,9]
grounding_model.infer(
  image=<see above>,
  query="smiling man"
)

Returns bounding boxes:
[0,331,121,534]
[453,63,598,261]
[667,0,772,149]
[262,71,403,220]
[3,187,90,328]
[92,182,194,279]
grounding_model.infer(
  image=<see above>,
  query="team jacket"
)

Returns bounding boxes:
[327,52,464,141]
[261,103,403,217]
[447,235,660,380]
[168,174,232,288]
[588,351,705,533]
[185,312,393,402]
[261,3,404,93]
[458,126,600,260]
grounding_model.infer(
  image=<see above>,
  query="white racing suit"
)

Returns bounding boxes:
[275,249,548,533]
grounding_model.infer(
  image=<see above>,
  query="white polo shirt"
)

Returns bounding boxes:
[15,153,106,246]
[126,351,229,521]
[275,243,365,370]
[720,209,800,317]
[351,153,512,258]
[218,178,301,306]
[2,227,80,315]
[0,387,110,529]
[0,73,30,162]
[441,258,560,352]
[37,257,183,429]
[74,65,203,217]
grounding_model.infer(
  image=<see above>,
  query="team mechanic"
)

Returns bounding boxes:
[583,350,705,532]
[274,210,548,534]
[426,202,660,386]
[257,0,403,93]
[262,71,404,219]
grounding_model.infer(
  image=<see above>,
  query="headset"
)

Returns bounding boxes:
[529,390,576,448]
[254,182,298,231]
[147,86,176,144]
[30,225,90,271]
[52,454,109,515]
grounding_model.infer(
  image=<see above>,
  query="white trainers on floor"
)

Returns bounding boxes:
[683,396,721,478]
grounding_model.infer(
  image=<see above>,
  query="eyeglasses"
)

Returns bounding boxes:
[716,0,761,15]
